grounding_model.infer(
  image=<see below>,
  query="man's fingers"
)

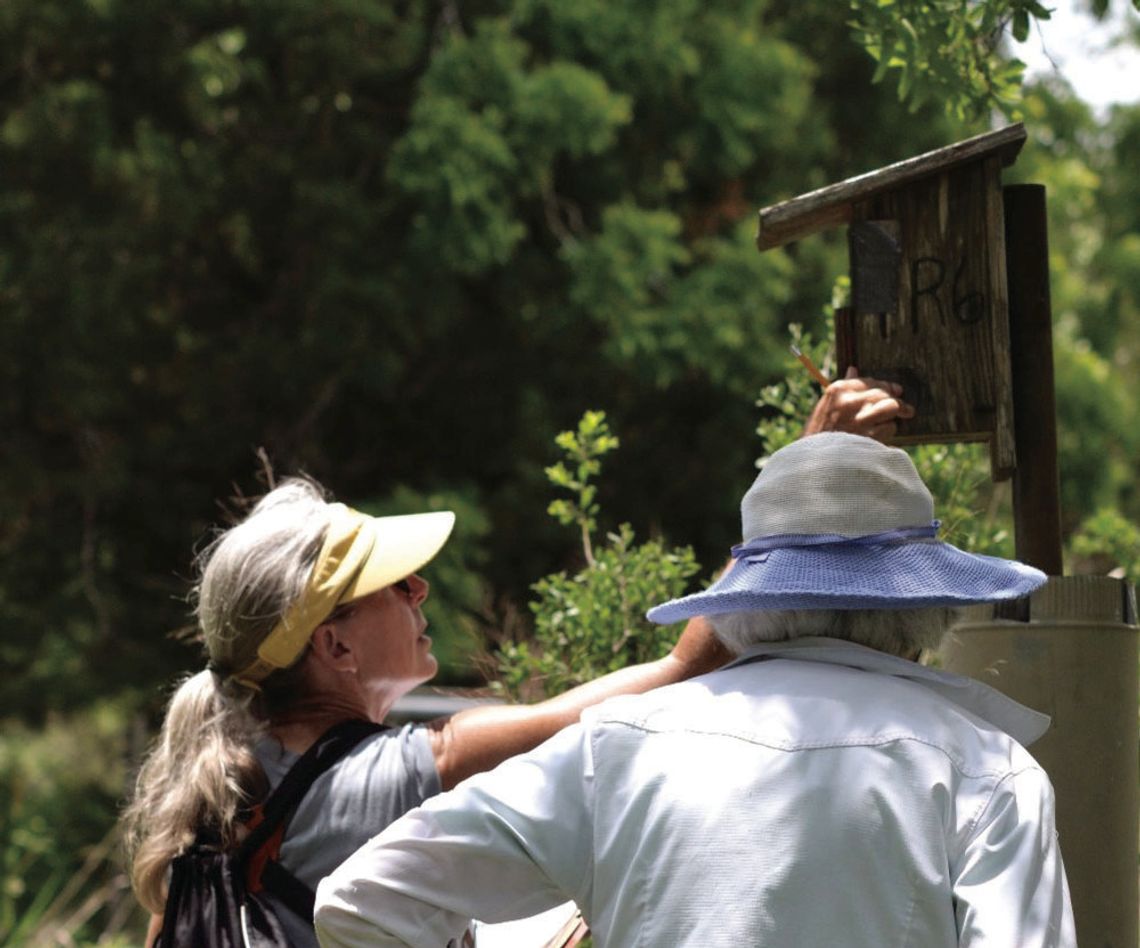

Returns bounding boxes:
[863,421,899,444]
[809,369,914,442]
[854,396,907,427]
[858,377,904,398]
[829,376,904,400]
[832,364,903,394]
[834,380,912,413]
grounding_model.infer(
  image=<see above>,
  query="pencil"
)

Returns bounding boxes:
[789,344,831,387]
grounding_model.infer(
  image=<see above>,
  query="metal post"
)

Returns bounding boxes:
[947,187,1140,946]
[942,578,1139,948]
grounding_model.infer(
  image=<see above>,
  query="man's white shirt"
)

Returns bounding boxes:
[315,638,1076,947]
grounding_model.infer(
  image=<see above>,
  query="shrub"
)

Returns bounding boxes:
[495,411,700,700]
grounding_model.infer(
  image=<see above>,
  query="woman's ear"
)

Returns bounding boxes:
[309,622,357,673]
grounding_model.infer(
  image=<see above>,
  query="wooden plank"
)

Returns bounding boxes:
[1004,183,1063,575]
[756,124,1026,251]
[834,306,857,371]
[984,156,1016,479]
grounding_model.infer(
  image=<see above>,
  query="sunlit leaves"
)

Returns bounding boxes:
[543,410,621,558]
[561,202,692,373]
[497,413,699,699]
[1052,315,1137,524]
[1071,509,1140,584]
[848,0,1047,118]
[563,213,797,393]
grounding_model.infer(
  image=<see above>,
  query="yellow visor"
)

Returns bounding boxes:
[232,503,455,687]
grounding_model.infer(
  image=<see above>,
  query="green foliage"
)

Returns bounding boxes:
[388,19,634,274]
[1051,316,1138,526]
[390,93,526,275]
[496,413,700,700]
[0,0,860,714]
[0,702,146,945]
[848,0,1047,118]
[1070,509,1140,586]
[8,0,1068,718]
[543,410,621,564]
[2,0,1134,727]
[909,444,1013,556]
[3,0,1138,941]
[565,215,798,394]
[1004,81,1140,571]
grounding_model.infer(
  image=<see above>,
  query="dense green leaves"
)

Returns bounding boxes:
[0,0,1134,711]
[848,0,1044,118]
[1,0,1136,718]
[0,0,823,717]
[1071,509,1140,585]
[0,702,144,944]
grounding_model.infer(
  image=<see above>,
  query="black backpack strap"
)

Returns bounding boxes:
[260,857,318,922]
[239,718,387,861]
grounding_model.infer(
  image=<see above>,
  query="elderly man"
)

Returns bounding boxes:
[314,433,1075,947]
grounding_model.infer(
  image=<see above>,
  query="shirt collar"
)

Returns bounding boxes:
[728,637,1051,747]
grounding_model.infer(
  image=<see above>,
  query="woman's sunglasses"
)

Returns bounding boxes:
[326,578,414,623]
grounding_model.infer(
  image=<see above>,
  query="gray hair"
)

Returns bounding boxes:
[193,477,333,677]
[124,476,337,915]
[709,607,962,658]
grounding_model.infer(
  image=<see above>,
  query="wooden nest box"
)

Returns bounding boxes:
[757,124,1028,478]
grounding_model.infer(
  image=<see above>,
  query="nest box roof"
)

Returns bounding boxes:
[756,123,1027,251]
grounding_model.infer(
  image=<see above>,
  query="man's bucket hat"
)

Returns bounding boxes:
[647,433,1046,625]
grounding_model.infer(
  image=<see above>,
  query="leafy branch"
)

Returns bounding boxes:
[496,411,700,700]
[847,0,1054,119]
[543,410,620,567]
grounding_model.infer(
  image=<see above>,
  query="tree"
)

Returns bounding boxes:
[848,0,1140,120]
[0,0,1135,704]
[0,0,967,714]
[3,0,1138,941]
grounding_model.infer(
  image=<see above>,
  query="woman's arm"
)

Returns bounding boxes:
[427,374,917,789]
[427,616,730,789]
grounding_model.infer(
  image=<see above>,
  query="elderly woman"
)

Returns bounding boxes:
[122,373,912,945]
[123,477,738,941]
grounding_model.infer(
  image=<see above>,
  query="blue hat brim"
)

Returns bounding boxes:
[646,541,1047,625]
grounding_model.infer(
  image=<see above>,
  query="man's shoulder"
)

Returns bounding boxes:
[583,656,1037,779]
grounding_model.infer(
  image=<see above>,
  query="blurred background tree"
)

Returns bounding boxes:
[1,0,1137,941]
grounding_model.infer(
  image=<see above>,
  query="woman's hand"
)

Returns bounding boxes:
[668,616,734,677]
[667,557,735,675]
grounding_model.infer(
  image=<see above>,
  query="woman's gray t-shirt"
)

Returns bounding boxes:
[254,722,441,889]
